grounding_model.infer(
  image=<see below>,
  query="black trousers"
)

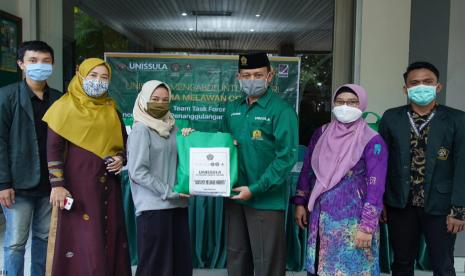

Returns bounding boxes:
[387,205,457,276]
[225,200,286,276]
[135,208,193,276]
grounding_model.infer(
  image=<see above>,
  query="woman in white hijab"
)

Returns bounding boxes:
[127,80,192,276]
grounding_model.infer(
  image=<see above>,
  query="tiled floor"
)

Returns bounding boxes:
[0,215,463,276]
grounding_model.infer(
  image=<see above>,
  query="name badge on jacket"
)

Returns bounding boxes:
[437,147,449,160]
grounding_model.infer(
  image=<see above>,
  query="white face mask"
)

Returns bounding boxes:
[332,105,363,123]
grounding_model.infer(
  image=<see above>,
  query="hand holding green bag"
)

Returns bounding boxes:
[174,131,238,196]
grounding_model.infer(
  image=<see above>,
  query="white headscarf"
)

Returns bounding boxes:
[133,80,175,137]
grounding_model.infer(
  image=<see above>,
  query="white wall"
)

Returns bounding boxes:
[0,0,62,90]
[0,0,37,40]
[332,0,354,92]
[448,0,465,258]
[0,0,16,15]
[354,0,411,115]
[38,0,63,90]
[445,0,465,112]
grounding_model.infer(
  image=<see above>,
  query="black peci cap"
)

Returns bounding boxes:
[238,52,270,70]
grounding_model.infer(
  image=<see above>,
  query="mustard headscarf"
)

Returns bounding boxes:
[43,58,123,159]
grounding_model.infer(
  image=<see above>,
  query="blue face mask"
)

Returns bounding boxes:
[407,84,437,106]
[25,63,53,81]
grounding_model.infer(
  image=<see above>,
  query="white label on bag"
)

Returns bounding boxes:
[189,147,230,197]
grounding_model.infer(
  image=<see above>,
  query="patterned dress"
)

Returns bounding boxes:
[293,126,388,276]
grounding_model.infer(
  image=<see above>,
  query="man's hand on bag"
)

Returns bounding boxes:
[231,186,252,201]
[0,188,15,208]
[50,187,71,210]
[295,205,308,229]
[447,216,465,233]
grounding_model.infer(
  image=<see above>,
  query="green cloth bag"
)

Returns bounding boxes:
[119,170,138,266]
[174,131,238,196]
[362,111,381,131]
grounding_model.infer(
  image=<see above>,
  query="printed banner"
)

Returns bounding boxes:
[105,53,300,131]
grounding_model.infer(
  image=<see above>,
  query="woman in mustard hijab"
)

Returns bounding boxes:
[43,58,131,276]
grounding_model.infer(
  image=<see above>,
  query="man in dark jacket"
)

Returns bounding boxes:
[379,61,465,276]
[0,41,62,276]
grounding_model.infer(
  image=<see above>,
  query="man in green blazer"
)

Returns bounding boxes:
[223,53,298,276]
[379,61,465,276]
[0,41,61,276]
